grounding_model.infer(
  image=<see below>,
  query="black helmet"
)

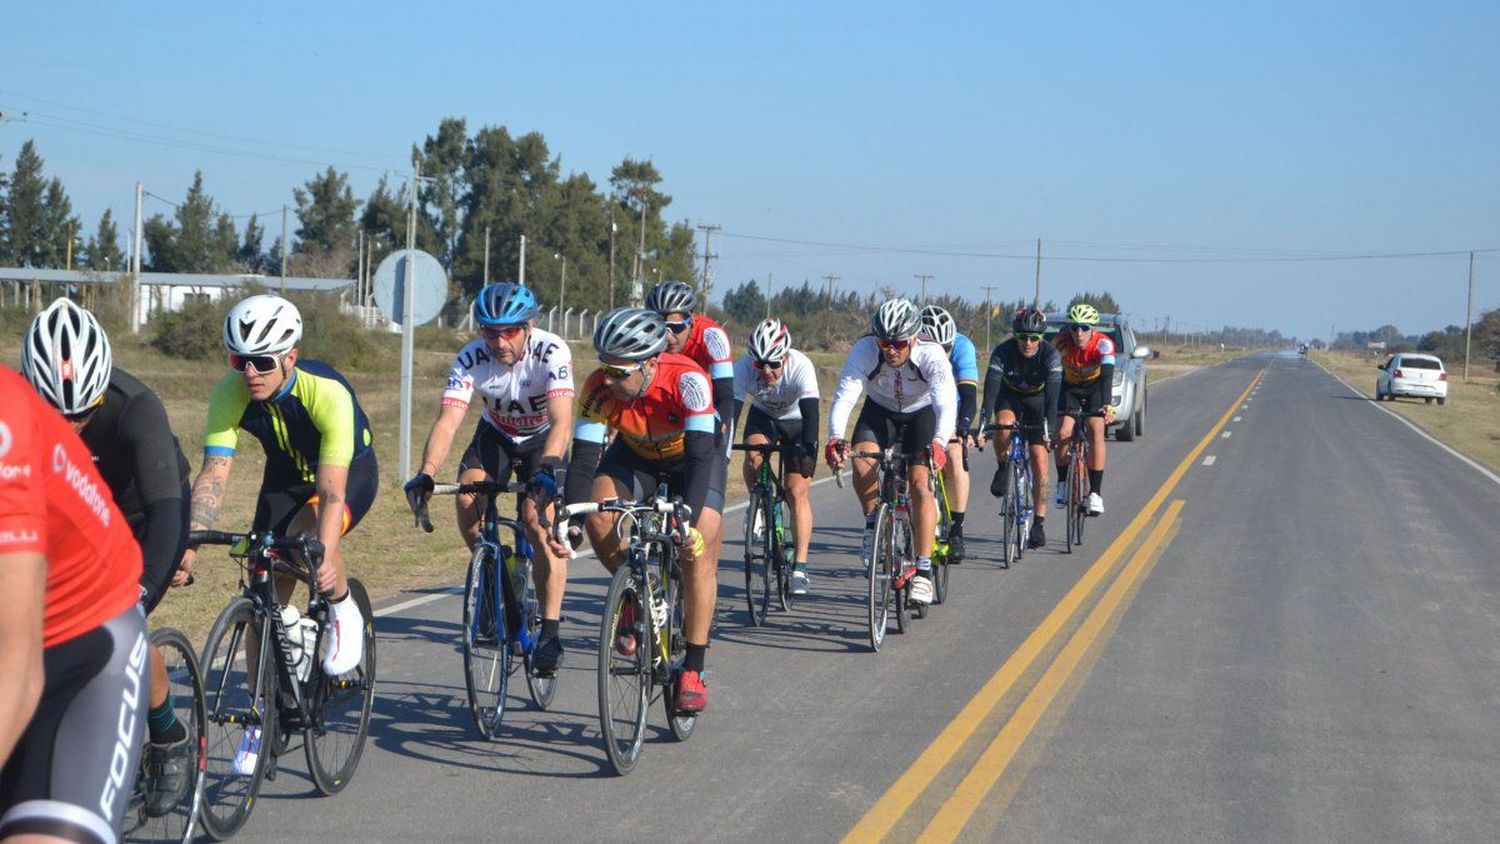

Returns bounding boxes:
[1012,306,1047,334]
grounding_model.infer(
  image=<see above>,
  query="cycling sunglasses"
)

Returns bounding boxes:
[601,362,644,380]
[665,318,693,335]
[878,338,911,351]
[229,353,284,374]
[481,325,526,340]
[753,358,784,370]
[1017,333,1044,342]
[1067,324,1093,333]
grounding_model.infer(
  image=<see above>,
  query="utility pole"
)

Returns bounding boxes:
[634,196,648,305]
[822,274,840,342]
[697,223,721,302]
[131,181,143,333]
[765,273,774,317]
[280,205,289,293]
[398,159,420,482]
[483,226,491,285]
[1464,250,1475,381]
[608,210,618,311]
[553,252,568,328]
[914,273,934,304]
[518,234,526,287]
[979,285,1000,350]
[1033,238,1042,308]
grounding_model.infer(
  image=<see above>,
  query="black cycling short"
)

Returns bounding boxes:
[0,606,147,843]
[458,422,549,485]
[852,401,937,465]
[597,441,726,514]
[994,389,1052,446]
[254,450,380,536]
[742,407,816,478]
[1059,383,1108,417]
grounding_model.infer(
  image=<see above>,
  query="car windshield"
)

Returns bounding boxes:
[1399,357,1442,370]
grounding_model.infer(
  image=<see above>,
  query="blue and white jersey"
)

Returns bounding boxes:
[949,333,980,386]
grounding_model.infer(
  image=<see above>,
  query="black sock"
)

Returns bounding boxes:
[1035,515,1045,525]
[540,618,560,641]
[1089,470,1104,495]
[684,643,708,673]
[149,699,186,744]
[865,513,877,528]
[951,512,965,529]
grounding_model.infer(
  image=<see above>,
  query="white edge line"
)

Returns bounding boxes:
[1202,455,1217,466]
[374,470,848,617]
[1220,431,1232,438]
[1313,358,1500,487]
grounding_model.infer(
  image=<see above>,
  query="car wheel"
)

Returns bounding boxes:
[1135,392,1146,438]
[1424,397,1433,404]
[1116,411,1134,441]
[1438,397,1447,406]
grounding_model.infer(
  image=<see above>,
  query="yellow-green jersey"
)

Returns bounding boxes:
[203,360,374,483]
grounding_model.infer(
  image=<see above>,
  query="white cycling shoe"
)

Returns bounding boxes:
[1086,492,1104,516]
[908,573,934,605]
[320,595,365,676]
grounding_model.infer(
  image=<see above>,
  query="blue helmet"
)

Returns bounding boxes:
[473,282,538,326]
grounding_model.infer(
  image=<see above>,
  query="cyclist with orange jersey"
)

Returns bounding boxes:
[1051,302,1116,516]
[0,365,146,843]
[552,308,724,713]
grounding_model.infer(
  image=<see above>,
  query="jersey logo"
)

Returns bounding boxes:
[705,327,731,362]
[457,345,493,369]
[679,371,712,413]
[0,421,11,459]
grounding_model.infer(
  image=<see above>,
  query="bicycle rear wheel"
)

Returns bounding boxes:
[663,563,697,742]
[125,627,207,844]
[521,556,558,711]
[743,489,772,627]
[1000,460,1017,567]
[306,577,376,795]
[867,503,895,651]
[598,565,651,775]
[198,598,277,841]
[462,545,509,739]
[1072,448,1089,546]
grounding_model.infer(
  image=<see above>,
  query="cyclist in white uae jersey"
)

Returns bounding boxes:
[403,282,575,673]
[824,298,956,605]
[731,319,821,594]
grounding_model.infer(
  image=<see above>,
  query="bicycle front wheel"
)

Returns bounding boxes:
[1015,461,1034,561]
[521,556,558,711]
[462,545,509,739]
[598,565,651,775]
[743,489,772,627]
[1000,460,1018,567]
[867,504,895,651]
[125,627,207,844]
[663,562,697,742]
[198,598,276,841]
[305,577,376,795]
[775,498,794,612]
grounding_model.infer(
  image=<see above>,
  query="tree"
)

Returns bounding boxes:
[142,214,177,272]
[238,213,265,272]
[84,208,124,271]
[1068,290,1121,315]
[3,140,50,267]
[0,151,8,256]
[41,178,80,268]
[170,171,226,272]
[414,118,469,267]
[293,166,359,258]
[722,280,767,323]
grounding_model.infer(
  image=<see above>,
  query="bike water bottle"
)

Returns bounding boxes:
[280,605,309,680]
[295,616,319,682]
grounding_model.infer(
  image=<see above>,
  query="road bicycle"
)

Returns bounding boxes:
[555,487,698,775]
[732,442,797,625]
[122,626,207,844]
[411,479,557,739]
[1059,408,1109,553]
[191,530,376,840]
[837,446,926,650]
[984,422,1043,566]
[927,439,960,605]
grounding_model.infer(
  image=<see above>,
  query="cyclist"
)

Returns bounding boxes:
[20,298,196,817]
[977,306,1062,548]
[403,282,574,673]
[918,305,979,561]
[730,318,819,595]
[550,308,724,713]
[177,294,378,680]
[824,298,957,606]
[0,363,146,843]
[1051,302,1115,516]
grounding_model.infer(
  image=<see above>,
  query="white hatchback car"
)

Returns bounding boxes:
[1375,352,1448,404]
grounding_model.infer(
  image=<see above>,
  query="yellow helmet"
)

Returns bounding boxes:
[1066,303,1100,326]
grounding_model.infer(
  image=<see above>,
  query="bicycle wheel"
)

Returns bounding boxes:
[521,556,558,711]
[774,497,794,612]
[598,564,651,775]
[743,489,772,627]
[1000,459,1017,567]
[867,503,895,651]
[461,545,509,739]
[1073,447,1089,546]
[663,563,697,742]
[199,598,277,841]
[305,577,376,795]
[899,515,921,624]
[1015,461,1034,561]
[125,627,207,844]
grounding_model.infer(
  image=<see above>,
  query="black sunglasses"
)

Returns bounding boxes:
[1017,333,1044,342]
[753,358,784,370]
[665,319,692,335]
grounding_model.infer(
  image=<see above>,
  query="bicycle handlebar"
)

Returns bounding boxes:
[410,479,537,534]
[552,497,691,549]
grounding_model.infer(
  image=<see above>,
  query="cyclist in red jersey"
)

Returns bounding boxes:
[1051,303,1117,516]
[0,364,146,843]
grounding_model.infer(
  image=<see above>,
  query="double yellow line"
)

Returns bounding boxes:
[843,369,1264,842]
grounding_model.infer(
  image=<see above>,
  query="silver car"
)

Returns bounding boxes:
[1043,312,1151,441]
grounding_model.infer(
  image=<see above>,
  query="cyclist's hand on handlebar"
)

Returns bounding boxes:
[824,438,847,469]
[526,464,560,501]
[964,428,982,450]
[680,526,707,563]
[929,439,949,472]
[1103,405,1118,425]
[403,473,434,515]
[172,548,197,587]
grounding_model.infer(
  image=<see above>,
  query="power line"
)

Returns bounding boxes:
[142,190,281,220]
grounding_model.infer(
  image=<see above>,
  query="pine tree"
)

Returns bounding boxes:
[85,208,125,271]
[4,140,50,267]
[238,213,265,272]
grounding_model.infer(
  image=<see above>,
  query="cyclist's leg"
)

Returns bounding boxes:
[512,438,567,624]
[741,406,778,495]
[280,453,379,603]
[583,443,641,573]
[455,423,506,551]
[850,401,892,516]
[904,409,938,561]
[0,606,147,844]
[992,402,1020,496]
[782,432,815,564]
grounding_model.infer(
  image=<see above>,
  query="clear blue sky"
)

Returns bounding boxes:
[3,0,1497,343]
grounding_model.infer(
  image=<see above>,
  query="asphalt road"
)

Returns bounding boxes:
[197,353,1500,842]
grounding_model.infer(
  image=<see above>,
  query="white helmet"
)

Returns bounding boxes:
[870,298,921,342]
[22,297,113,416]
[747,318,791,363]
[919,305,957,347]
[223,294,302,356]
